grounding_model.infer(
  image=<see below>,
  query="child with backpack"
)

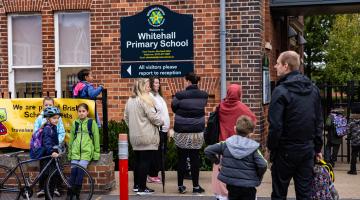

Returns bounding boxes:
[204,115,267,200]
[32,97,65,197]
[72,69,103,127]
[324,108,347,167]
[67,103,100,200]
[347,113,360,175]
[30,106,62,200]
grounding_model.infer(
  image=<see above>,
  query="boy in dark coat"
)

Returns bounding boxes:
[348,113,360,175]
[205,115,267,200]
[324,108,345,167]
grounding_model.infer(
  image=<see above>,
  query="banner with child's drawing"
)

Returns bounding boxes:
[0,98,95,149]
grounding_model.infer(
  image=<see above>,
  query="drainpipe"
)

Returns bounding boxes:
[220,0,227,99]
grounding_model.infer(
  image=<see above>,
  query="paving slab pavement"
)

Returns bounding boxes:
[108,162,360,199]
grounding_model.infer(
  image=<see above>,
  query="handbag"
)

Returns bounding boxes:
[204,106,220,145]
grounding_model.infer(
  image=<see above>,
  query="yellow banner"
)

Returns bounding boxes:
[0,98,95,149]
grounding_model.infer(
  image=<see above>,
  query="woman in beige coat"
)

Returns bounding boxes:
[124,78,164,195]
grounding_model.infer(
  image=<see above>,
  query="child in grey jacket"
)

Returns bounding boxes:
[205,115,267,200]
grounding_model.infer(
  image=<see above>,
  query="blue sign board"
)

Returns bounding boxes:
[121,5,194,78]
[121,62,194,78]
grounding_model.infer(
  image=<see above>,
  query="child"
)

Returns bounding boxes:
[324,108,346,167]
[72,69,103,100]
[67,103,100,200]
[205,115,267,200]
[34,97,65,197]
[73,69,103,127]
[347,112,360,175]
[40,106,62,200]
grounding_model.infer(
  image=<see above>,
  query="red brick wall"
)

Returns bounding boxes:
[0,0,277,146]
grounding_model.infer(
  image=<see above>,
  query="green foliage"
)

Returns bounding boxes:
[107,120,131,165]
[325,14,360,83]
[304,15,335,79]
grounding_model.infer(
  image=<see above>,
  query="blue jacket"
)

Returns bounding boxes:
[34,111,65,143]
[171,84,208,133]
[73,81,103,100]
[205,135,267,187]
[42,122,59,155]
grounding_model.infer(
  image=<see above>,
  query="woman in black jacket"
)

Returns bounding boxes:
[171,72,208,194]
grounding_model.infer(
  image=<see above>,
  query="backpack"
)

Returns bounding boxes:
[74,119,93,141]
[29,126,46,159]
[331,113,348,137]
[311,160,339,200]
[204,106,220,145]
[72,82,88,98]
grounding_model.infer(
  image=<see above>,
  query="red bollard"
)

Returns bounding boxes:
[119,134,128,200]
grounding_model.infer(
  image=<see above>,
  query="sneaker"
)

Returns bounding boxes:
[133,185,139,192]
[347,170,357,175]
[54,188,61,197]
[36,189,45,197]
[193,186,205,194]
[137,187,154,195]
[178,185,187,194]
[147,176,162,184]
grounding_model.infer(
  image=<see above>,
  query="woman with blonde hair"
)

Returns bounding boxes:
[124,78,164,195]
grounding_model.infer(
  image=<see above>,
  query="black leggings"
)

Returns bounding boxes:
[177,147,200,187]
[133,150,156,190]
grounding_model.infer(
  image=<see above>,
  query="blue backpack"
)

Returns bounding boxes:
[331,113,348,137]
[29,126,46,159]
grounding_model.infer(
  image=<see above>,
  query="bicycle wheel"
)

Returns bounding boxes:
[0,165,21,200]
[45,163,94,200]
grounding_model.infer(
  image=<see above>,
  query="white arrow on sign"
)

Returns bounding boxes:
[127,65,132,75]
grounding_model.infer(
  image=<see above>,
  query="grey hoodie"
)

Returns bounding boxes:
[205,135,267,187]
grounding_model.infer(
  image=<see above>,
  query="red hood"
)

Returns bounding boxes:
[219,84,257,141]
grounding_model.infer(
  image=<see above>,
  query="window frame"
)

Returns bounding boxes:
[54,11,91,97]
[8,14,43,98]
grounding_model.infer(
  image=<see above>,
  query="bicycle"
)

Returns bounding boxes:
[0,148,94,200]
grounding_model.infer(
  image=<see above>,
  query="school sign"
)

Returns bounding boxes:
[0,99,95,149]
[121,5,194,78]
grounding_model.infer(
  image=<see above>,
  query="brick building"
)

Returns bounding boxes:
[0,0,305,148]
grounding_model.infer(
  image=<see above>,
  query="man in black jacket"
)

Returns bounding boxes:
[267,51,323,200]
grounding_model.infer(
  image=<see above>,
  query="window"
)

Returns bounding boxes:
[8,15,42,97]
[55,12,90,97]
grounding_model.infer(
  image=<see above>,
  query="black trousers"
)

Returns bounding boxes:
[39,158,59,200]
[351,145,360,171]
[149,131,168,177]
[271,149,314,200]
[324,142,340,166]
[133,150,156,190]
[177,147,200,187]
[226,185,256,200]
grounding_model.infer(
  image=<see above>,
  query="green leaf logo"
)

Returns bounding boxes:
[147,7,165,27]
[0,108,7,122]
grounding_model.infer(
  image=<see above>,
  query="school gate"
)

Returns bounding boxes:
[271,0,360,163]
